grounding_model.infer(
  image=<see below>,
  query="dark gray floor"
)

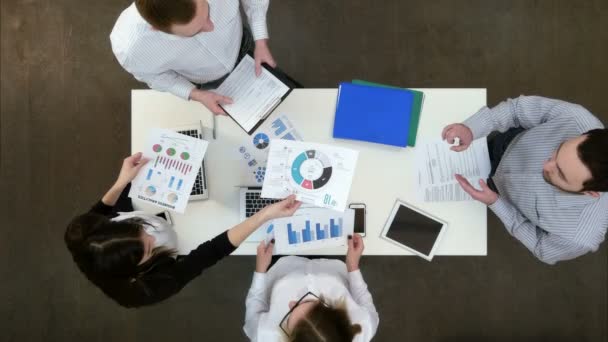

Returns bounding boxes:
[2,0,607,341]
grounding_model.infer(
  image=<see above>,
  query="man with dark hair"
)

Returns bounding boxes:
[442,96,607,264]
[110,0,279,115]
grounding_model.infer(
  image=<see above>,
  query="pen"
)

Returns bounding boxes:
[212,113,217,140]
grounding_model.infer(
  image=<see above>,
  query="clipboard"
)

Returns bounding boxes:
[217,56,294,135]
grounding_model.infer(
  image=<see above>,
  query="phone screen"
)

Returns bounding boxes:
[354,207,365,234]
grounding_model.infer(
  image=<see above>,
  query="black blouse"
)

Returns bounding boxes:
[87,201,236,308]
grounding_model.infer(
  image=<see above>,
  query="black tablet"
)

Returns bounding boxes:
[380,200,448,261]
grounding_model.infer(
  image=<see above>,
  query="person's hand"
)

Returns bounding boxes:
[442,123,474,152]
[189,89,233,116]
[115,152,150,188]
[455,174,498,205]
[255,239,274,273]
[259,195,301,221]
[346,234,364,272]
[254,39,277,77]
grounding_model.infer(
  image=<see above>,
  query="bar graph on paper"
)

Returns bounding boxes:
[286,218,344,244]
[273,208,354,254]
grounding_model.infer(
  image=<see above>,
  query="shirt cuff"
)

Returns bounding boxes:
[348,269,365,286]
[246,0,269,40]
[251,272,267,290]
[90,200,114,216]
[170,80,197,101]
[488,197,513,222]
[250,21,269,41]
[463,107,494,139]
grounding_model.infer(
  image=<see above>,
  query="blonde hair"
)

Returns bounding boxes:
[288,297,362,342]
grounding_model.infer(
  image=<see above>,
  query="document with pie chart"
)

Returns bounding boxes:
[261,140,359,212]
[129,128,209,213]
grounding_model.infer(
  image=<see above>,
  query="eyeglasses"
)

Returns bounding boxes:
[279,292,327,337]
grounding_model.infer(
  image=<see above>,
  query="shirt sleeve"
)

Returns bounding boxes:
[348,270,379,338]
[89,200,114,217]
[243,272,269,341]
[489,198,595,264]
[241,0,270,40]
[128,67,196,100]
[162,231,237,286]
[462,95,600,139]
[111,29,197,100]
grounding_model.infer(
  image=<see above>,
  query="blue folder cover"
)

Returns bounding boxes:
[333,82,414,147]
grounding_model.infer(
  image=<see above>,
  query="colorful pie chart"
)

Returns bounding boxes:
[180,152,190,160]
[144,186,157,197]
[166,148,176,156]
[153,144,162,152]
[291,150,332,190]
[167,193,178,204]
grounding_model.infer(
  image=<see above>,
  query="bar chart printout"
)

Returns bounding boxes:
[274,208,354,254]
[287,218,344,244]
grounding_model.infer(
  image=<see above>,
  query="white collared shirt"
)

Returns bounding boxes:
[110,0,269,100]
[243,256,379,342]
[112,211,178,251]
[463,96,608,264]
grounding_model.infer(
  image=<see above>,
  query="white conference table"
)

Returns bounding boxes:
[132,88,487,256]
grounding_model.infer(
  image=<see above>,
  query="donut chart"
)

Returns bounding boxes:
[291,150,332,190]
[253,133,270,149]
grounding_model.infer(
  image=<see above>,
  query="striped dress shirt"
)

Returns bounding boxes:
[463,96,608,264]
[110,0,269,100]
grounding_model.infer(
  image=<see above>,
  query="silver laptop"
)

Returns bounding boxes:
[174,123,209,201]
[239,187,280,222]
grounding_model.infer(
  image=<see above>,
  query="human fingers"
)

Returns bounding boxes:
[133,158,150,172]
[210,103,226,116]
[217,95,233,105]
[265,239,275,254]
[265,55,277,68]
[255,59,262,77]
[455,174,478,197]
[450,143,470,152]
[441,124,458,140]
[445,129,462,145]
[257,241,266,253]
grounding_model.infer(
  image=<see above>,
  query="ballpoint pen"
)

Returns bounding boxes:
[212,113,217,140]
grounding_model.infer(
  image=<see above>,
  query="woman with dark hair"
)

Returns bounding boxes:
[65,152,301,308]
[244,234,379,341]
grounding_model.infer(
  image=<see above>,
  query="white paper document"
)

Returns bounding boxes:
[236,114,304,185]
[215,55,290,132]
[129,128,209,213]
[271,208,355,254]
[415,138,491,202]
[261,140,359,212]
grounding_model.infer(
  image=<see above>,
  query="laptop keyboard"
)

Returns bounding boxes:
[245,191,280,218]
[176,129,207,196]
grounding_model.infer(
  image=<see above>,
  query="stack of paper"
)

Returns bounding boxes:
[414,138,491,202]
[351,79,425,147]
[333,82,414,147]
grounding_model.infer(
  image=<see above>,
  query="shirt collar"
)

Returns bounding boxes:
[553,188,598,208]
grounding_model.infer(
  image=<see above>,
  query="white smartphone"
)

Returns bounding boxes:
[348,203,366,237]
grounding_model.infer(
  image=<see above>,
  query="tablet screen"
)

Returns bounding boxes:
[386,204,444,256]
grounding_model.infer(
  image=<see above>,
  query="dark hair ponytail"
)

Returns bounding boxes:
[65,213,175,305]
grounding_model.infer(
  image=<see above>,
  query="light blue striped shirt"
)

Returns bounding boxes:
[110,0,269,100]
[464,96,608,264]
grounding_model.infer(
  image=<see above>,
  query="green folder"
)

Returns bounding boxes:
[352,79,424,147]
